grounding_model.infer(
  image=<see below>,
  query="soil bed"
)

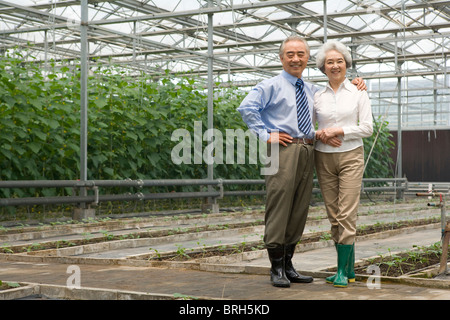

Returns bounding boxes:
[325,242,448,278]
[148,218,440,262]
[0,217,441,263]
[0,220,263,254]
[352,242,446,277]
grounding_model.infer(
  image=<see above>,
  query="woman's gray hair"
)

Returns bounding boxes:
[315,40,352,73]
[279,35,310,57]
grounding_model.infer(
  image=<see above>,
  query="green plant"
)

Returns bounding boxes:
[0,280,20,289]
[25,243,43,252]
[371,242,444,276]
[0,245,13,254]
[173,293,198,300]
[320,232,332,241]
[100,230,114,241]
[231,242,247,254]
[149,247,161,260]
[82,232,92,241]
[175,244,191,259]
[196,240,207,256]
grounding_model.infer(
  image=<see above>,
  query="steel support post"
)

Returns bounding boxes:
[395,33,404,200]
[203,0,219,214]
[76,0,95,220]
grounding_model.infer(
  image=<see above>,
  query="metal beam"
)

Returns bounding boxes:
[79,0,89,210]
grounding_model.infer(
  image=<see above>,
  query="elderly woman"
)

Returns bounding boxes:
[313,40,373,288]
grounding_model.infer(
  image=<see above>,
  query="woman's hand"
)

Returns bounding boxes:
[325,136,342,147]
[316,127,343,147]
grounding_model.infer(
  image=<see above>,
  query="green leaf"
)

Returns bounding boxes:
[27,142,41,154]
[103,167,115,177]
[0,147,13,160]
[33,130,47,141]
[6,282,20,288]
[125,131,138,141]
[46,119,60,129]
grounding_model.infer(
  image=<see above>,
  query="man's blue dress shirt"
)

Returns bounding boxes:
[237,70,317,142]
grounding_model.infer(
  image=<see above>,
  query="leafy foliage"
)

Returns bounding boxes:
[0,49,394,199]
[363,116,395,179]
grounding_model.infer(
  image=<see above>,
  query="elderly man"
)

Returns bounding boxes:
[237,36,365,287]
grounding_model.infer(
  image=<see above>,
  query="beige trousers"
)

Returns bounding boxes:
[264,142,314,249]
[314,146,364,245]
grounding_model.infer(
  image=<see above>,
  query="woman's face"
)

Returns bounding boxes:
[323,49,347,84]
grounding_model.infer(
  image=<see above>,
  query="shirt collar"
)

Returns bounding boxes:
[281,70,303,86]
[325,78,352,92]
[341,78,354,91]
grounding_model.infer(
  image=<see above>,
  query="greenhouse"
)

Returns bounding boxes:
[1,0,448,123]
[0,0,449,302]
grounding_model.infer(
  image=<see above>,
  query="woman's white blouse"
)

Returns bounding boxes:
[313,78,373,153]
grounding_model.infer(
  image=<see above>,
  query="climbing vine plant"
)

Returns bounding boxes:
[0,48,393,198]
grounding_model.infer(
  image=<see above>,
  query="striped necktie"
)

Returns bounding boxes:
[295,78,311,135]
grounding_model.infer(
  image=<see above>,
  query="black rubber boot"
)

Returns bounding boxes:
[285,243,313,283]
[267,246,290,288]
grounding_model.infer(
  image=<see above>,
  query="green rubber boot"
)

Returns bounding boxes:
[347,244,355,283]
[333,244,353,288]
[326,243,355,284]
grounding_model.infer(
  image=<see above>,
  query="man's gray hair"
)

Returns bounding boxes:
[315,40,352,73]
[279,35,310,57]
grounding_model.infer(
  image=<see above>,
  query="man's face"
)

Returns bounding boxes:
[280,40,310,78]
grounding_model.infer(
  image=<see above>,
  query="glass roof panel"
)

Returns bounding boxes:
[1,0,449,129]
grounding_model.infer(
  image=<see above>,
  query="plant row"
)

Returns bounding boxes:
[0,49,394,199]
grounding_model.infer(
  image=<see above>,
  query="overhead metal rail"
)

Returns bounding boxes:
[1,0,449,82]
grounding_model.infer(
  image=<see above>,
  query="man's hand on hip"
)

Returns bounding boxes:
[267,132,293,147]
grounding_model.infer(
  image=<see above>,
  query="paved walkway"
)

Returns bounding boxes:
[0,257,448,301]
[0,227,448,301]
[0,202,449,302]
